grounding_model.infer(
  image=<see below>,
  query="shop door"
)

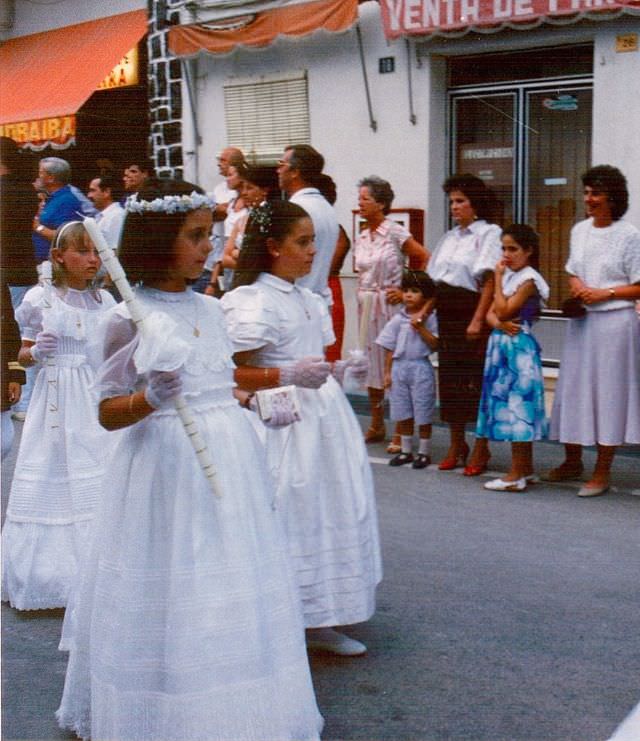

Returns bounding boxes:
[451,82,592,309]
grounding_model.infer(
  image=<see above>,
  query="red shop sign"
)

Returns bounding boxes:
[380,0,638,37]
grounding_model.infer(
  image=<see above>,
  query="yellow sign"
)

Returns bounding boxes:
[0,116,76,150]
[97,46,139,90]
[616,34,638,53]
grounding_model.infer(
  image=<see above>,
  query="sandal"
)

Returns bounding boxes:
[364,426,385,443]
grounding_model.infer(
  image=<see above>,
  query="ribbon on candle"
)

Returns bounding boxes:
[83,216,223,498]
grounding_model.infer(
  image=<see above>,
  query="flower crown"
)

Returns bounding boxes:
[125,191,216,214]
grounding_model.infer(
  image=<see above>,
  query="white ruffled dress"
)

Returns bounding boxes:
[222,274,383,629]
[56,287,322,741]
[2,286,116,610]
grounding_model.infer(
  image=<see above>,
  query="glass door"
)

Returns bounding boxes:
[450,82,592,309]
[451,93,516,227]
[525,86,592,305]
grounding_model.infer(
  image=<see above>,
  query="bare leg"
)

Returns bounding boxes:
[543,443,584,481]
[365,387,385,441]
[468,436,491,468]
[505,442,531,481]
[587,444,617,488]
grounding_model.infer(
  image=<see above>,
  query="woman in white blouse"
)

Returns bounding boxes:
[427,174,502,474]
[546,165,640,496]
[354,176,428,447]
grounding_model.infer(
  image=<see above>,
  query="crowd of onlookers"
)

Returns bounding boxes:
[1,131,638,741]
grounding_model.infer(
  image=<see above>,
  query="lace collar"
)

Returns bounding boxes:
[136,286,196,304]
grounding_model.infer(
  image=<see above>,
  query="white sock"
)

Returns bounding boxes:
[401,435,413,454]
[419,438,431,455]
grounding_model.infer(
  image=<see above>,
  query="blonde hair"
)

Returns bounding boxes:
[50,221,100,296]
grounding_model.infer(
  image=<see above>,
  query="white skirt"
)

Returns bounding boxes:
[265,376,382,628]
[550,307,640,446]
[56,392,322,741]
[2,362,111,610]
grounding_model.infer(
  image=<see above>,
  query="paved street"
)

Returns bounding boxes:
[2,417,639,741]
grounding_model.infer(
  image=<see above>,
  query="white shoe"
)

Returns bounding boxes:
[577,484,610,498]
[306,628,367,656]
[484,477,527,492]
[11,411,26,421]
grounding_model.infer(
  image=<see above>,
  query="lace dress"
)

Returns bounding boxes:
[56,287,322,741]
[2,286,116,610]
[223,274,383,629]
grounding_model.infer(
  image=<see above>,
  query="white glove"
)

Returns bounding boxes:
[144,370,183,409]
[30,331,58,362]
[338,349,369,390]
[248,392,300,428]
[279,356,331,389]
[344,349,369,385]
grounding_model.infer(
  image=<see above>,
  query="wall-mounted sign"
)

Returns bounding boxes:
[543,94,578,111]
[616,33,638,52]
[460,143,513,187]
[0,115,76,150]
[379,56,396,73]
[380,0,632,38]
[97,46,139,90]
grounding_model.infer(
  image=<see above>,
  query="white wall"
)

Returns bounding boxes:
[194,1,433,244]
[592,25,640,227]
[11,0,145,37]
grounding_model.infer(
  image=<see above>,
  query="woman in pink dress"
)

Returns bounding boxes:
[354,176,428,446]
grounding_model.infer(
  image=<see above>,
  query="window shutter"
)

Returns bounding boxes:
[223,71,310,164]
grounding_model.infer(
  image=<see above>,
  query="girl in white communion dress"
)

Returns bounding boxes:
[56,180,322,741]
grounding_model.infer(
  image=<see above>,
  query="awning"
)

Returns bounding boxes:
[380,0,640,39]
[168,0,358,57]
[0,9,147,150]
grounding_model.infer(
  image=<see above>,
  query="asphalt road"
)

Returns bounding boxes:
[2,417,639,741]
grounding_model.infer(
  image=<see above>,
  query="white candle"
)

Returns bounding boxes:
[84,217,223,498]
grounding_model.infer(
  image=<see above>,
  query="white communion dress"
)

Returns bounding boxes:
[56,287,323,741]
[2,285,116,610]
[222,273,383,629]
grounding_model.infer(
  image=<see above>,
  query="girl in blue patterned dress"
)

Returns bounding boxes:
[476,224,549,492]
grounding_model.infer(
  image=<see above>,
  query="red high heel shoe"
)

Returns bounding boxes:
[438,443,470,471]
[463,454,491,477]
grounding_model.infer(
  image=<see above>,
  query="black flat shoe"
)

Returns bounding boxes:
[389,452,414,467]
[412,454,431,469]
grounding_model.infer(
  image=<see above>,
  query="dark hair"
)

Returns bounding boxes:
[443,173,498,223]
[285,145,324,187]
[502,223,540,269]
[92,173,121,201]
[0,136,28,174]
[124,157,154,175]
[581,165,628,220]
[243,165,280,201]
[401,269,436,299]
[358,176,394,215]
[232,200,311,289]
[119,179,207,284]
[315,173,337,205]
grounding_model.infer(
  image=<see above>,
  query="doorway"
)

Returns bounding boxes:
[449,45,593,310]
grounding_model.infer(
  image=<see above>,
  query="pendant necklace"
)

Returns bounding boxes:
[294,287,311,320]
[174,300,200,337]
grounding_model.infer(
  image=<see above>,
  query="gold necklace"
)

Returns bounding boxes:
[173,300,200,337]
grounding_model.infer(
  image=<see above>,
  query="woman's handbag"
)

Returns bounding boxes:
[560,297,587,319]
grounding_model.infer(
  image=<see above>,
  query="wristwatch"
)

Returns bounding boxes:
[36,224,45,233]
